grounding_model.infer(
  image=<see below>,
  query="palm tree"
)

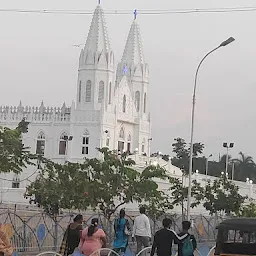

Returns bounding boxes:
[233,152,256,181]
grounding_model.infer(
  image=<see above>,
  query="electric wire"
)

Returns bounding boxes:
[1,7,256,15]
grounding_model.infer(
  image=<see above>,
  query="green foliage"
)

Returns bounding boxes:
[170,137,256,182]
[139,192,173,219]
[0,119,36,173]
[162,155,170,162]
[25,160,90,217]
[233,152,256,181]
[25,148,168,219]
[169,177,204,209]
[204,176,246,215]
[239,202,256,217]
[171,137,204,174]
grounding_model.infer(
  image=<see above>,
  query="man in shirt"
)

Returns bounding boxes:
[132,207,151,253]
[151,218,189,256]
[177,221,197,256]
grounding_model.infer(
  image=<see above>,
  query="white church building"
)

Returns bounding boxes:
[0,4,151,206]
[0,4,255,213]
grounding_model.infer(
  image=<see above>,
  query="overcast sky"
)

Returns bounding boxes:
[0,0,256,161]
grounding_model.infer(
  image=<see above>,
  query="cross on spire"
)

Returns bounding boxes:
[134,9,137,20]
[123,65,128,75]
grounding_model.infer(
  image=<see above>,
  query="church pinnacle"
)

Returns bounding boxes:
[121,12,145,66]
[83,4,110,54]
[116,10,147,83]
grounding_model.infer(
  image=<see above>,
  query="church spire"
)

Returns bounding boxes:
[117,11,148,83]
[121,12,145,66]
[84,5,110,54]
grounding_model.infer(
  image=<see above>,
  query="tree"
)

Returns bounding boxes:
[205,155,227,178]
[204,176,246,216]
[233,152,256,181]
[171,137,204,174]
[84,148,169,219]
[25,160,90,217]
[162,154,170,162]
[239,202,256,217]
[0,119,36,173]
[168,177,204,218]
[26,148,169,219]
[139,191,173,220]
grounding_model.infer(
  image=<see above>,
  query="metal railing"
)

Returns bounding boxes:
[0,209,220,255]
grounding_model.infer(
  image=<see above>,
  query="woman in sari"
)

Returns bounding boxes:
[59,214,83,256]
[80,218,106,256]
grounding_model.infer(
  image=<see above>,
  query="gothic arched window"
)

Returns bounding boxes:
[78,81,82,103]
[85,80,92,102]
[82,129,90,155]
[123,95,126,113]
[59,132,68,155]
[143,93,147,113]
[119,127,125,139]
[98,81,104,103]
[108,82,112,104]
[36,131,45,155]
[12,174,20,188]
[135,91,140,112]
[142,138,146,153]
[106,132,110,147]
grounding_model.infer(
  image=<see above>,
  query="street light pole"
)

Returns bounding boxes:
[232,162,235,180]
[226,147,229,174]
[223,142,234,177]
[205,154,213,177]
[187,37,235,221]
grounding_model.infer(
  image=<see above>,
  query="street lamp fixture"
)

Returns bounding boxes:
[187,37,235,221]
[219,37,235,47]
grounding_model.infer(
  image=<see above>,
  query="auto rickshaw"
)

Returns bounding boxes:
[215,218,256,256]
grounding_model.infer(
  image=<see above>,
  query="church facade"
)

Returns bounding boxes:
[0,4,151,164]
[1,4,255,211]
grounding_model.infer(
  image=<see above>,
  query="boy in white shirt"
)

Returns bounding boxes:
[132,207,151,253]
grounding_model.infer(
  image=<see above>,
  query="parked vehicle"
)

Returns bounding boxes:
[215,218,256,256]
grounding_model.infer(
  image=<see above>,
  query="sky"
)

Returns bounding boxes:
[0,0,256,161]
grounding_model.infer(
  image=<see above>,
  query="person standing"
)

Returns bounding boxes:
[150,218,188,256]
[113,209,131,255]
[59,214,83,256]
[80,218,107,256]
[0,224,13,256]
[132,207,151,254]
[177,221,197,256]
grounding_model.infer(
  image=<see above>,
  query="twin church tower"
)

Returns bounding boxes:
[0,3,151,161]
[75,4,151,158]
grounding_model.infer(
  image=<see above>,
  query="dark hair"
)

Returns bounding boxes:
[73,214,83,223]
[139,206,146,214]
[182,221,191,230]
[120,209,125,218]
[88,218,99,237]
[163,218,172,228]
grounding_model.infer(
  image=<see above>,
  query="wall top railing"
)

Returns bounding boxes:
[0,102,71,123]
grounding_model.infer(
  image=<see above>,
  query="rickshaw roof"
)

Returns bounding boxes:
[218,218,256,232]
